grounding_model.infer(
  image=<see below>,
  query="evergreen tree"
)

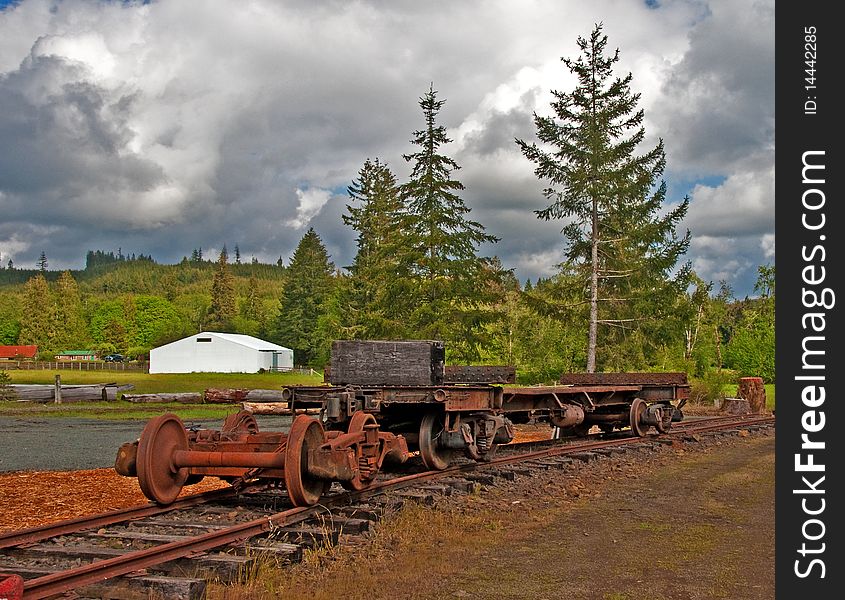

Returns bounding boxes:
[400,84,502,359]
[0,292,21,345]
[273,228,335,366]
[235,245,242,265]
[207,248,236,330]
[242,276,261,322]
[18,273,54,348]
[53,271,88,350]
[7,259,13,270]
[342,158,413,338]
[0,369,14,401]
[516,24,690,371]
[37,251,48,272]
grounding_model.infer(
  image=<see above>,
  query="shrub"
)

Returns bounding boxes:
[0,369,15,401]
[96,343,118,357]
[689,369,736,405]
[125,346,151,361]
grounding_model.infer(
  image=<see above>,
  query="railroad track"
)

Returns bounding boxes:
[0,414,774,600]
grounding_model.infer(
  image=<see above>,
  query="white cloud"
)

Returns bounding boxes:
[685,165,774,237]
[761,233,775,259]
[287,188,333,230]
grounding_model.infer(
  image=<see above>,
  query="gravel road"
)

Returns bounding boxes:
[0,416,292,472]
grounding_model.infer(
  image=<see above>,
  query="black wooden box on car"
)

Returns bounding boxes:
[329,340,445,386]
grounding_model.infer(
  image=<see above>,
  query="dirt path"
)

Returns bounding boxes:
[210,432,774,600]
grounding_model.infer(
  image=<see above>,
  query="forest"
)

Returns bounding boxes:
[0,26,773,395]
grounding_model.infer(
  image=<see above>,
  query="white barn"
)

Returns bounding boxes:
[150,332,294,374]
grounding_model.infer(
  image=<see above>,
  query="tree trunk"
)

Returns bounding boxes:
[122,393,203,403]
[241,402,320,415]
[738,377,766,414]
[587,195,599,372]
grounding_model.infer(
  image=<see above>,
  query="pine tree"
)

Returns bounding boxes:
[207,248,236,330]
[242,276,261,322]
[273,228,335,365]
[400,84,502,359]
[54,271,88,350]
[516,24,690,371]
[37,251,48,272]
[342,158,413,338]
[234,245,242,265]
[18,273,55,348]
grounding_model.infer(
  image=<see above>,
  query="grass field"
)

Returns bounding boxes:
[0,369,324,419]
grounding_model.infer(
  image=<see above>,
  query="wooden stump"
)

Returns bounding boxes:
[738,377,766,414]
[720,397,751,415]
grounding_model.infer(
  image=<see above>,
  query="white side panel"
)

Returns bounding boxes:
[150,335,261,373]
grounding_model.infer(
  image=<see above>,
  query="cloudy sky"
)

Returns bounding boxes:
[0,0,773,295]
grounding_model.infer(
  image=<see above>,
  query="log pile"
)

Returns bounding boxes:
[240,402,321,415]
[122,392,203,404]
[204,388,287,403]
[8,383,129,403]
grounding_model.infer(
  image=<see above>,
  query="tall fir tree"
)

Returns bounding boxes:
[342,158,413,339]
[273,228,335,366]
[18,273,55,348]
[36,251,48,272]
[242,276,261,322]
[400,84,502,360]
[516,24,690,371]
[207,248,236,330]
[53,271,88,350]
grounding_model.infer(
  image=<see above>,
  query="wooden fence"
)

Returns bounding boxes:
[0,361,150,372]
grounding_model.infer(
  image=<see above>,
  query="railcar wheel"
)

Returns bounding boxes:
[136,413,190,505]
[629,398,649,437]
[341,412,379,491]
[284,415,329,507]
[222,411,259,434]
[419,411,452,470]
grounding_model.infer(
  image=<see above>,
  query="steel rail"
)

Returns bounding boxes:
[21,501,327,599]
[0,487,237,550]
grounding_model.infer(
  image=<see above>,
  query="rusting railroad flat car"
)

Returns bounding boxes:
[284,370,689,470]
[116,341,688,507]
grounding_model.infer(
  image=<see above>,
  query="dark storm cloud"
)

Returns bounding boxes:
[0,56,164,216]
[653,0,774,175]
[0,0,773,295]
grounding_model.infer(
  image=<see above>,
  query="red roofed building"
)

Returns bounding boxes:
[0,345,38,360]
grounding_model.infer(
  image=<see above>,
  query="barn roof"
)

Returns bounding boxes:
[0,345,38,359]
[158,332,291,352]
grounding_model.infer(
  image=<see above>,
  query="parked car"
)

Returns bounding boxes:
[103,354,124,362]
